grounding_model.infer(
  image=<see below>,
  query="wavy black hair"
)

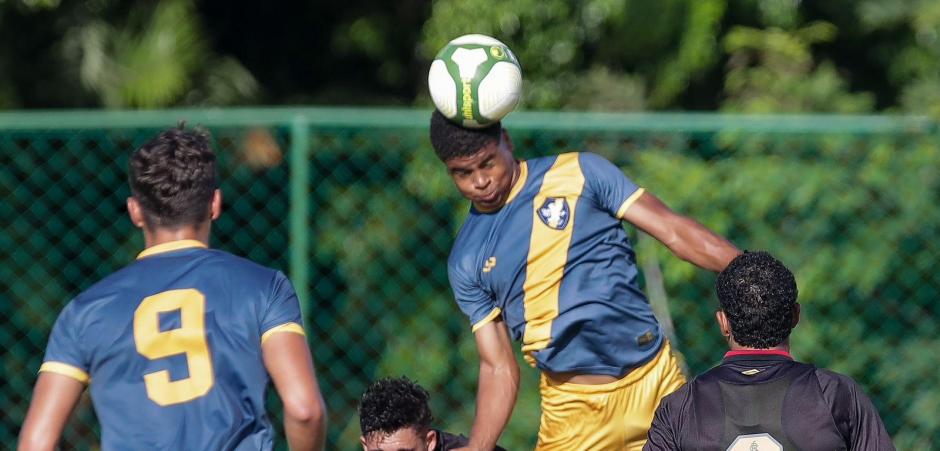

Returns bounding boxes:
[129,124,218,228]
[359,376,434,440]
[716,251,798,348]
[429,110,501,162]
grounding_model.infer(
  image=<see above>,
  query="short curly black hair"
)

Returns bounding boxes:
[429,109,501,162]
[359,376,434,440]
[715,251,798,349]
[129,124,218,228]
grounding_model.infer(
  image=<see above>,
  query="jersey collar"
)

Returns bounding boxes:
[137,239,208,259]
[503,160,528,205]
[724,349,793,360]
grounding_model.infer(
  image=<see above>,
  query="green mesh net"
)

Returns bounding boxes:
[1,109,937,449]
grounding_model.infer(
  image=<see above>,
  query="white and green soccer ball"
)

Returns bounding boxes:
[428,34,522,128]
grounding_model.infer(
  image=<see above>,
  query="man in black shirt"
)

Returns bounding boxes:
[645,251,894,451]
[359,376,507,451]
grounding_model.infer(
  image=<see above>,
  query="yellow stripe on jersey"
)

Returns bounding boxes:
[261,322,306,344]
[39,361,90,384]
[137,239,208,259]
[471,307,503,333]
[521,153,585,362]
[616,187,646,219]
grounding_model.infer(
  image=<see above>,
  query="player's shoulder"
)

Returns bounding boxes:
[198,249,290,293]
[657,374,696,412]
[204,248,280,274]
[813,365,864,397]
[70,261,146,306]
[448,228,480,275]
[449,207,492,267]
[574,151,622,174]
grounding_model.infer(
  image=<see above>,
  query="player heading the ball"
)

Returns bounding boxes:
[428,33,741,449]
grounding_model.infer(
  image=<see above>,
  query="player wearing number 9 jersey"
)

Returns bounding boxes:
[18,126,327,451]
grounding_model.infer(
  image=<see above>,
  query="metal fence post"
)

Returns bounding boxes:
[289,116,311,323]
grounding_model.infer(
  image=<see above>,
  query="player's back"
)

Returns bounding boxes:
[645,353,896,451]
[41,240,305,450]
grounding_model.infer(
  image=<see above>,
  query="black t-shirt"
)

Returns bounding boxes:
[434,430,508,451]
[644,352,895,451]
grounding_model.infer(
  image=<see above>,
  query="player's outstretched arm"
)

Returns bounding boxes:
[622,190,740,272]
[262,332,328,451]
[18,373,85,451]
[457,317,519,451]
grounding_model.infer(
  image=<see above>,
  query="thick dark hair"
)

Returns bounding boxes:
[129,125,218,228]
[359,376,434,440]
[715,251,798,349]
[429,109,501,162]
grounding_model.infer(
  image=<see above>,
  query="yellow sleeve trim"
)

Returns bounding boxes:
[261,322,306,344]
[471,308,502,333]
[39,362,90,384]
[616,187,646,219]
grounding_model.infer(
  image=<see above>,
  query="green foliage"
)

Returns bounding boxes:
[66,0,256,108]
[857,0,940,116]
[3,0,940,112]
[723,23,875,113]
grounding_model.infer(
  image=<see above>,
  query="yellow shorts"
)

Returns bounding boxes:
[536,341,686,451]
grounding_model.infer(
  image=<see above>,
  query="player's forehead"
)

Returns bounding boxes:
[362,427,425,450]
[444,141,501,170]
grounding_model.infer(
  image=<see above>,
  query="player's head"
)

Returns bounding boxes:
[127,124,221,232]
[715,251,800,349]
[430,110,517,212]
[359,376,437,451]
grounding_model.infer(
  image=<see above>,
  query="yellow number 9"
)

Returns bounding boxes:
[133,289,214,406]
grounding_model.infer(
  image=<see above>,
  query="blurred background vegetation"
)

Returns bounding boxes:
[2,0,940,449]
[2,0,940,115]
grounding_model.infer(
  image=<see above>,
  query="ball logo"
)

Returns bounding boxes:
[450,48,488,120]
[538,198,570,230]
[490,46,505,59]
[726,433,782,451]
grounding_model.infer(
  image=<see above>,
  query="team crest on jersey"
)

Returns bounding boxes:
[726,433,782,451]
[538,197,570,230]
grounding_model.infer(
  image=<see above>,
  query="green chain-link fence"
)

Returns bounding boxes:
[1,108,938,449]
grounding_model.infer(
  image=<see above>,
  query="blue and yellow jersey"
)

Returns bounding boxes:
[40,240,305,450]
[448,152,662,377]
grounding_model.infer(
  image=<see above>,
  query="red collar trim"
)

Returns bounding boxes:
[724,349,792,359]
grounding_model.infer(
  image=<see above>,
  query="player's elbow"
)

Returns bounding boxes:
[18,429,57,451]
[283,394,327,427]
[481,356,520,391]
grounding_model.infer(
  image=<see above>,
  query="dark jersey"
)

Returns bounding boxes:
[644,351,895,451]
[434,430,507,451]
[448,152,662,376]
[40,240,305,450]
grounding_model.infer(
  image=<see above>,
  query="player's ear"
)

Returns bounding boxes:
[359,436,369,451]
[500,128,514,154]
[127,197,146,229]
[716,311,731,339]
[792,303,801,328]
[425,429,437,451]
[210,189,222,221]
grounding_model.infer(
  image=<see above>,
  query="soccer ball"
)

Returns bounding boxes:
[428,34,522,128]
